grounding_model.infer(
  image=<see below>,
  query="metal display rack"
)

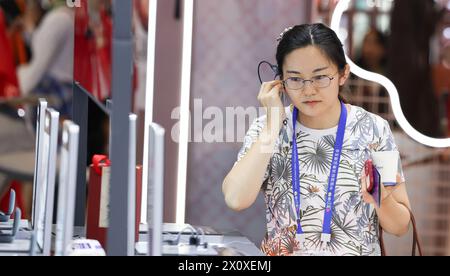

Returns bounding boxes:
[72,0,134,256]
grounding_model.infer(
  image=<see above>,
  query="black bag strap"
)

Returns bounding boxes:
[379,205,423,256]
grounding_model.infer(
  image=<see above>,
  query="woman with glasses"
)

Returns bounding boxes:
[222,23,411,256]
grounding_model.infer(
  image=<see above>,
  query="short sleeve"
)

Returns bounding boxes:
[235,116,272,187]
[18,9,73,95]
[377,119,406,183]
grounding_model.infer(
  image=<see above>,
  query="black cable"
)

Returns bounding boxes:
[257,61,287,106]
[257,61,280,84]
[164,225,199,246]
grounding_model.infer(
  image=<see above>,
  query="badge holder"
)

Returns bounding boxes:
[296,231,307,250]
[319,233,332,254]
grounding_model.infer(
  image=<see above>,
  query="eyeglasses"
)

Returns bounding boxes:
[282,73,337,90]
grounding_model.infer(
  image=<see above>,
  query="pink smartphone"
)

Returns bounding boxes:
[365,159,381,207]
[371,166,381,208]
[365,160,374,192]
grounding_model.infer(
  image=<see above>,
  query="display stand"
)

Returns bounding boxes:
[72,0,134,256]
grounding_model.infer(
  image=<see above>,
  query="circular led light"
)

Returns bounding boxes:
[443,27,450,40]
[17,108,26,118]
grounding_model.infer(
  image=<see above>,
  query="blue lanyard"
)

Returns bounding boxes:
[291,101,347,244]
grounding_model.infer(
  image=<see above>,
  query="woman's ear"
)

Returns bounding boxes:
[339,64,351,86]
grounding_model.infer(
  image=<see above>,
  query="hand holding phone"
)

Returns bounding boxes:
[364,159,381,208]
[365,159,374,192]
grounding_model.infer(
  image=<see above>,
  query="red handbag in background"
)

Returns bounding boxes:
[86,155,142,250]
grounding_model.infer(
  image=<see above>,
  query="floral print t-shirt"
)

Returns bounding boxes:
[236,104,405,256]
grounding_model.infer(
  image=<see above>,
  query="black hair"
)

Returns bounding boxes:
[357,28,388,71]
[366,28,388,52]
[276,23,348,102]
[0,0,21,26]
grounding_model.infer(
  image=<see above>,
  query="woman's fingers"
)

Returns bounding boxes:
[360,171,367,192]
[260,80,282,94]
[264,80,282,88]
[258,80,284,109]
[360,171,375,204]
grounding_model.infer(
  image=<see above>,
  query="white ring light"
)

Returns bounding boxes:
[142,0,159,223]
[331,0,450,148]
[176,0,195,225]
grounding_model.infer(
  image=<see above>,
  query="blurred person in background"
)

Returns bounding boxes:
[20,0,47,64]
[0,5,30,218]
[357,28,388,76]
[1,0,73,218]
[354,28,390,114]
[0,0,46,67]
[17,0,74,119]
